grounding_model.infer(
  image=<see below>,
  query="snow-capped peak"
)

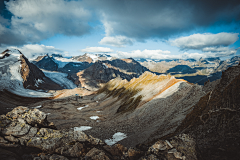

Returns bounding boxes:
[0,49,53,97]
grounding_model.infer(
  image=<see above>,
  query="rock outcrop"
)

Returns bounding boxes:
[0,106,190,160]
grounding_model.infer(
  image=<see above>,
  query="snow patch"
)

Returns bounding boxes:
[77,105,89,110]
[102,63,108,69]
[90,116,99,120]
[35,79,43,87]
[74,126,92,131]
[86,54,99,62]
[105,132,127,146]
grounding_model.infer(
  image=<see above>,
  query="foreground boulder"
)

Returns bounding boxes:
[0,106,189,160]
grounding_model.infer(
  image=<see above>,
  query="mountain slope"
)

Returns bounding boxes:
[0,49,62,96]
[71,53,114,63]
[40,71,204,148]
[168,63,240,160]
[72,58,150,90]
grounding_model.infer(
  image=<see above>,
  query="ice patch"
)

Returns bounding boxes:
[96,111,101,112]
[77,105,89,110]
[35,79,43,87]
[90,116,99,120]
[105,132,127,146]
[74,126,92,131]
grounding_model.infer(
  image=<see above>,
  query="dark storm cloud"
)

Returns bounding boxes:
[0,0,240,46]
[0,0,92,46]
[87,0,240,39]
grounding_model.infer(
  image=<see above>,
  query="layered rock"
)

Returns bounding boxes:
[0,106,190,160]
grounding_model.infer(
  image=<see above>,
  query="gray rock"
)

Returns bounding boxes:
[139,154,160,160]
[2,121,31,137]
[148,140,167,154]
[49,154,69,160]
[6,106,29,119]
[167,148,177,153]
[4,135,19,143]
[0,115,12,128]
[85,148,110,160]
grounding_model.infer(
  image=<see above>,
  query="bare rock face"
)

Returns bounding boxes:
[34,55,58,71]
[0,49,62,91]
[85,148,110,160]
[20,54,62,90]
[72,58,150,90]
[171,64,240,160]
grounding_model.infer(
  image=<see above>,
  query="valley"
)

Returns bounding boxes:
[0,49,240,160]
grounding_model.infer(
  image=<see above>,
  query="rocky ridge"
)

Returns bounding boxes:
[140,56,240,85]
[162,62,240,160]
[0,49,62,92]
[72,58,150,90]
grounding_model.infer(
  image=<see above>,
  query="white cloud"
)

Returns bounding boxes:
[170,33,239,49]
[0,44,68,60]
[99,36,135,47]
[1,0,91,45]
[116,49,173,59]
[182,52,207,60]
[115,49,237,60]
[80,47,114,53]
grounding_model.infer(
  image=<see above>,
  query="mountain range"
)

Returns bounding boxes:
[0,49,240,160]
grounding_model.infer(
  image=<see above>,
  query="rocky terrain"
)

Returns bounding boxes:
[139,56,240,85]
[71,53,115,63]
[1,49,240,160]
[0,49,63,97]
[163,62,240,160]
[33,55,92,74]
[25,72,204,150]
[0,106,189,160]
[71,58,150,90]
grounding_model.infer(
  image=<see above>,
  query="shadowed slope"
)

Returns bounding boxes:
[98,71,187,113]
[166,63,240,160]
[73,59,149,90]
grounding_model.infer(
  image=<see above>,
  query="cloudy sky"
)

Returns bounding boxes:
[0,0,240,59]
